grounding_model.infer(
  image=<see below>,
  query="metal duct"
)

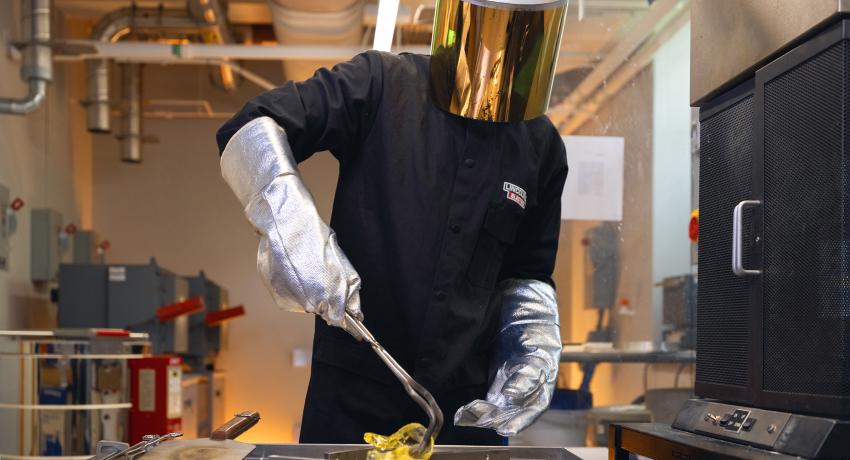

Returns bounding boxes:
[268,0,364,81]
[0,0,51,115]
[119,64,142,163]
[188,0,237,91]
[85,8,202,132]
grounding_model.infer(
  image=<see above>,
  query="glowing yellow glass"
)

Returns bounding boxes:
[364,422,434,460]
[430,0,568,122]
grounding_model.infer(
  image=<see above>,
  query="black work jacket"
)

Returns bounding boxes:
[217,51,568,393]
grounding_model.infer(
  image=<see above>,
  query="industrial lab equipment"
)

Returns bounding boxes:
[185,271,244,370]
[90,410,586,460]
[0,184,23,271]
[128,356,183,445]
[657,2,850,458]
[659,274,696,349]
[57,259,243,444]
[0,329,150,458]
[72,230,105,264]
[59,259,198,356]
[30,208,63,282]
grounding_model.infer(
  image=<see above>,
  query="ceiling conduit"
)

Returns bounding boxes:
[188,0,238,91]
[267,0,365,81]
[85,7,203,132]
[0,0,51,115]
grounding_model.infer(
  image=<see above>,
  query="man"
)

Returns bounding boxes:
[217,0,569,446]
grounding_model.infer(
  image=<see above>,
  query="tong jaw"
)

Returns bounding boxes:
[92,432,183,459]
[345,313,444,456]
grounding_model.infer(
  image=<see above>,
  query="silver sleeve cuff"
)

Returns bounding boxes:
[220,117,298,209]
[220,116,363,331]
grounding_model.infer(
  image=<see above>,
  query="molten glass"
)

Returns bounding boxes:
[363,423,434,460]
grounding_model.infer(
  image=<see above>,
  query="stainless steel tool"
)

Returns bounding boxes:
[91,412,260,460]
[344,312,444,456]
[96,433,184,460]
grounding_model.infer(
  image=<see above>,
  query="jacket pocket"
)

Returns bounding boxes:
[467,204,522,289]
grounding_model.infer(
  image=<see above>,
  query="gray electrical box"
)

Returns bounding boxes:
[0,184,9,271]
[106,260,187,354]
[31,208,63,281]
[58,259,190,355]
[72,230,99,264]
[57,264,108,327]
[661,273,697,349]
[186,272,229,369]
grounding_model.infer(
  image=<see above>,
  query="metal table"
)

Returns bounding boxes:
[243,444,584,459]
[608,423,798,460]
[560,347,696,394]
[560,348,695,364]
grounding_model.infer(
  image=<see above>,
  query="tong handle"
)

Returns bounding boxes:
[210,411,261,440]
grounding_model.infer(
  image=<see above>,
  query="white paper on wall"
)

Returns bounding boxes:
[561,135,625,221]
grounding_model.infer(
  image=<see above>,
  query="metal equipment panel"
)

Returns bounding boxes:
[0,184,9,271]
[30,208,62,282]
[753,19,850,415]
[57,264,108,328]
[695,80,756,404]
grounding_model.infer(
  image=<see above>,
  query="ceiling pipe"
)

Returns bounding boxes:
[268,0,364,81]
[0,0,52,115]
[55,40,430,61]
[188,0,237,91]
[119,63,143,163]
[85,7,204,132]
[54,40,602,63]
[547,0,685,128]
[206,60,277,90]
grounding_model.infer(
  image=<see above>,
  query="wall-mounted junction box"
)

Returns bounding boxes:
[72,230,99,264]
[0,184,9,271]
[31,208,63,282]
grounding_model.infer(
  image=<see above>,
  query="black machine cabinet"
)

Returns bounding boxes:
[696,78,757,406]
[697,20,850,418]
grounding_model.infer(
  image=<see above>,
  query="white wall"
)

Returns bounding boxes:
[558,22,696,406]
[651,23,693,341]
[0,1,86,329]
[0,2,90,453]
[91,63,336,442]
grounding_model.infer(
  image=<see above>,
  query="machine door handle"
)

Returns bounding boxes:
[732,200,762,277]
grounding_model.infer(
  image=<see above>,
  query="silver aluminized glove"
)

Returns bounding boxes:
[454,279,561,436]
[220,116,363,337]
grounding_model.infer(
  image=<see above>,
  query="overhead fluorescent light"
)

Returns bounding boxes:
[373,0,400,52]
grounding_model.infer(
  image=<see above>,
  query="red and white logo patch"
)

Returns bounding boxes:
[503,182,527,209]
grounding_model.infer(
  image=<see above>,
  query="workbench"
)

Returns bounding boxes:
[560,348,695,364]
[608,423,798,459]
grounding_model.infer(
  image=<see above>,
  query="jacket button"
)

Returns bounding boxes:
[450,224,461,233]
[434,291,447,301]
[464,158,476,168]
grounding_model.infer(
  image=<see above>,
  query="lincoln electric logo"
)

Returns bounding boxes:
[503,182,527,209]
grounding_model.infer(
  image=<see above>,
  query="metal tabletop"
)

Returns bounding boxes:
[560,348,695,364]
[244,444,583,460]
[609,423,798,460]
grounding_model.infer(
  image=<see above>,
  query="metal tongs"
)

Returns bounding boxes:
[96,433,183,460]
[345,312,444,456]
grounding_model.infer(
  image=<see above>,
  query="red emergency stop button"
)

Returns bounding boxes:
[689,209,699,242]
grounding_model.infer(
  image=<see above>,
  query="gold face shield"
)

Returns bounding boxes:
[430,0,569,123]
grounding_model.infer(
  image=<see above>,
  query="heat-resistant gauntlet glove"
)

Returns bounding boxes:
[454,278,561,436]
[220,116,363,338]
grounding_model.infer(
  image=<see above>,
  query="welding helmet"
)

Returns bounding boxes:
[429,0,569,123]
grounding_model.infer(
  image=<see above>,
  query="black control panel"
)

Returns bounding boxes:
[688,401,789,448]
[720,409,752,432]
